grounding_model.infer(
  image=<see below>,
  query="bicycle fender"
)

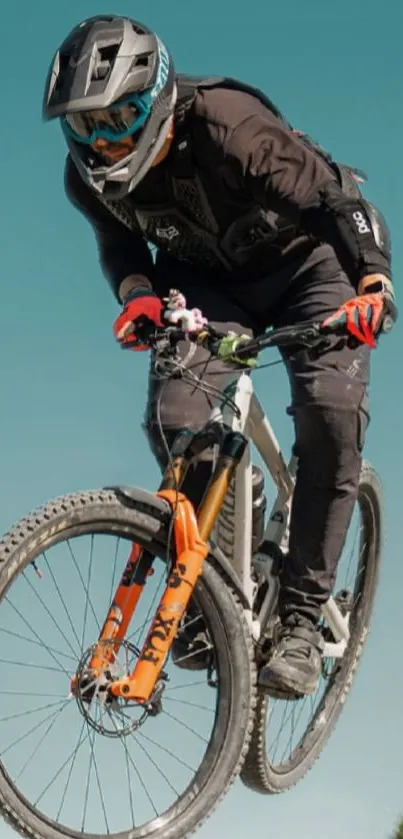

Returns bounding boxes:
[105,484,172,520]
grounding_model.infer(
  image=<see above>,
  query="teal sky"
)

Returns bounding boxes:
[1,1,402,837]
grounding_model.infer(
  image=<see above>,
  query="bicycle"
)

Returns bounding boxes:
[0,290,383,839]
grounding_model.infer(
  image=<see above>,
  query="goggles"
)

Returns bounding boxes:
[62,90,152,145]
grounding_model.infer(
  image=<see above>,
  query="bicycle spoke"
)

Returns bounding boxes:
[43,552,82,653]
[0,658,71,675]
[103,707,160,823]
[56,720,88,821]
[165,697,214,713]
[182,613,205,631]
[66,539,100,646]
[20,575,78,661]
[162,709,208,744]
[15,701,70,781]
[0,703,70,759]
[269,701,293,757]
[165,680,207,693]
[120,734,158,818]
[124,738,136,828]
[35,719,88,811]
[106,712,136,827]
[81,726,94,833]
[278,699,311,763]
[136,730,196,773]
[0,691,67,698]
[81,535,98,652]
[171,645,212,666]
[0,624,77,664]
[132,732,180,797]
[87,727,110,835]
[0,699,67,725]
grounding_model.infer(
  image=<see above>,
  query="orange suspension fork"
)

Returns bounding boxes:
[110,430,247,703]
[85,446,192,679]
[87,544,154,673]
[110,490,209,702]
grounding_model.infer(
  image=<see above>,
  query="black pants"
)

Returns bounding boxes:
[143,244,371,623]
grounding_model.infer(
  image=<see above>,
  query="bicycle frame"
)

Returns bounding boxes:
[215,369,350,658]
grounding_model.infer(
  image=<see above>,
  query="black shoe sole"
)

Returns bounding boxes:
[258,671,318,700]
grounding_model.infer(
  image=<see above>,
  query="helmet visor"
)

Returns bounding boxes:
[62,92,152,145]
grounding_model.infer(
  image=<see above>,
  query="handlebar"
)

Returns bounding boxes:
[127,288,387,367]
[134,318,340,370]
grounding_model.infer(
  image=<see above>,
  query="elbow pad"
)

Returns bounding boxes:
[305,182,392,284]
[363,199,391,264]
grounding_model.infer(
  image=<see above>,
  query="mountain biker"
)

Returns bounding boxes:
[43,14,396,698]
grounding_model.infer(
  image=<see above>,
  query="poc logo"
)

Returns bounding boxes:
[155,225,179,241]
[353,210,370,234]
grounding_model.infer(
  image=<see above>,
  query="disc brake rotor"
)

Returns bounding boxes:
[72,639,166,737]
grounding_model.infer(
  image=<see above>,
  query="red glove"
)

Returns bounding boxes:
[322,292,391,349]
[113,289,164,351]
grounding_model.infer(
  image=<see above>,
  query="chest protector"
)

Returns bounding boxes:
[98,75,367,272]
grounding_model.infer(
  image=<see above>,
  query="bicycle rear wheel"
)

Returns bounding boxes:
[0,487,256,839]
[241,461,382,794]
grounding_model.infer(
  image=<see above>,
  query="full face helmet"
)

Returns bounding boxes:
[43,15,177,197]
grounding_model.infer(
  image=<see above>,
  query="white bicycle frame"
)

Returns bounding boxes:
[211,370,350,659]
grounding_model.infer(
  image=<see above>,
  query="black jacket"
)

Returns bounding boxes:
[65,78,392,300]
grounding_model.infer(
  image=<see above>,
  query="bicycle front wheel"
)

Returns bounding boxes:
[0,487,256,839]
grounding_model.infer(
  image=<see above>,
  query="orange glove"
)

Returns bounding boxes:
[322,275,397,348]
